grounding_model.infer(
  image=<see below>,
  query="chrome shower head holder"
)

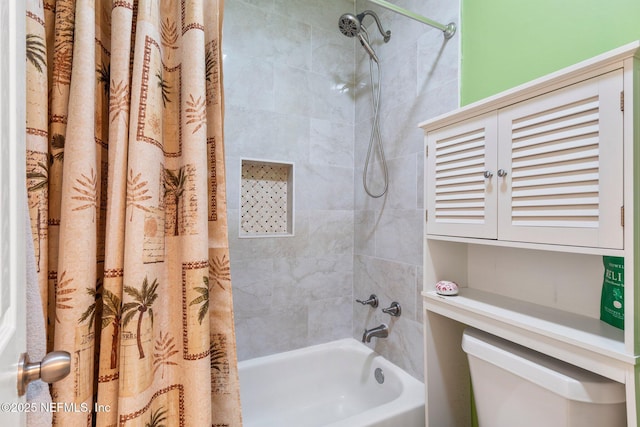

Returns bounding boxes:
[357,10,391,43]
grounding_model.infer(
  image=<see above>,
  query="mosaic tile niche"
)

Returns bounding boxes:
[240,159,294,237]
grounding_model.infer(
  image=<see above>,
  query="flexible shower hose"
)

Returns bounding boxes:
[362,32,388,198]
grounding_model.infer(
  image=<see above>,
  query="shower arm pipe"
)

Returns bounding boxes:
[366,0,456,39]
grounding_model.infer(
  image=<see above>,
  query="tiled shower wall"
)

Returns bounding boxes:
[224,0,356,359]
[224,0,459,379]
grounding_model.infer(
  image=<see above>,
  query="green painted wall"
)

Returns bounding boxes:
[461,0,640,105]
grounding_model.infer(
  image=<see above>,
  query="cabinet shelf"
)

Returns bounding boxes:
[426,234,625,257]
[423,288,636,382]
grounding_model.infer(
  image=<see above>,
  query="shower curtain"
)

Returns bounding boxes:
[25,0,242,425]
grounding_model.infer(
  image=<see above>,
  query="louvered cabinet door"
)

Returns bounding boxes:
[497,70,624,249]
[426,112,498,239]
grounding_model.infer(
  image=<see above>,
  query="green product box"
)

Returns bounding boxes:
[600,256,624,330]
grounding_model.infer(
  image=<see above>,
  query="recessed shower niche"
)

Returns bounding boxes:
[239,159,294,238]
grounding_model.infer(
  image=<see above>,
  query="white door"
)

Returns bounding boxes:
[0,0,27,425]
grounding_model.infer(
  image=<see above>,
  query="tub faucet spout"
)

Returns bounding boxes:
[362,324,388,343]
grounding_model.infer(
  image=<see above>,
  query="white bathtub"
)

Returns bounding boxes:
[238,338,425,427]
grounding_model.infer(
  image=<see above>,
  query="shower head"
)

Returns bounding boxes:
[338,11,390,63]
[338,13,361,38]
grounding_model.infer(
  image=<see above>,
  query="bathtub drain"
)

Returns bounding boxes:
[374,368,384,384]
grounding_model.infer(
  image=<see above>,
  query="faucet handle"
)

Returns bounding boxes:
[382,301,401,317]
[356,294,378,308]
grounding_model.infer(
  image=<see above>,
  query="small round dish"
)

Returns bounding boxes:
[435,280,458,296]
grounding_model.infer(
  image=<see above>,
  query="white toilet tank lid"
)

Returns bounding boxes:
[461,327,626,404]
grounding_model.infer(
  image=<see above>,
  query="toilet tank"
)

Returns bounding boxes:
[461,327,626,427]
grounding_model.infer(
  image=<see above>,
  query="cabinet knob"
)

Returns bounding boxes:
[483,171,493,179]
[497,169,508,177]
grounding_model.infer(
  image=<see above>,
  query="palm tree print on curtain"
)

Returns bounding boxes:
[26,33,47,72]
[122,276,159,359]
[24,0,242,426]
[153,332,179,378]
[146,407,168,427]
[101,288,122,369]
[163,166,187,236]
[26,159,48,273]
[190,276,210,325]
[78,279,103,332]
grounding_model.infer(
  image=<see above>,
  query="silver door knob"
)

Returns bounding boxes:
[497,169,508,177]
[483,171,493,179]
[17,351,71,396]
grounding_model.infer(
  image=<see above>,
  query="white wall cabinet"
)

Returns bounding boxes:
[420,41,640,427]
[426,70,624,249]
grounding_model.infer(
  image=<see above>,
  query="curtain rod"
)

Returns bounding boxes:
[366,0,456,39]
